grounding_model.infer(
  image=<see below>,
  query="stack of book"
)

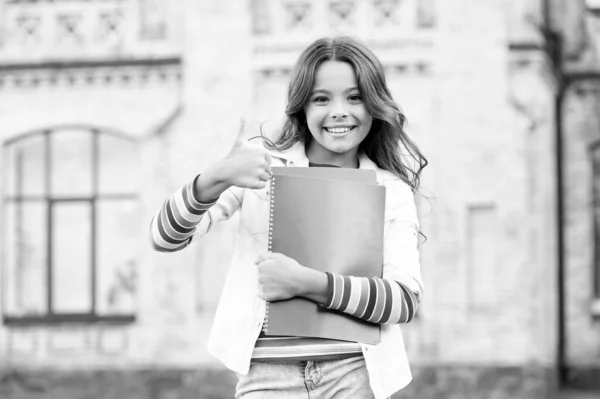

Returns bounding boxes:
[262,166,386,344]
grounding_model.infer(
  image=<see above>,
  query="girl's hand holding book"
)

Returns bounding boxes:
[254,252,328,304]
[194,120,272,202]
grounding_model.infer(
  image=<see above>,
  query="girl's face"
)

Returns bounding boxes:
[303,61,373,168]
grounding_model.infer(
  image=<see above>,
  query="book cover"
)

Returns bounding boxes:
[263,172,385,344]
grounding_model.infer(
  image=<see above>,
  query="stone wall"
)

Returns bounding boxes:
[0,0,578,396]
[0,365,557,399]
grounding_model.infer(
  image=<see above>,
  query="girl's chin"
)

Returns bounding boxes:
[322,143,356,155]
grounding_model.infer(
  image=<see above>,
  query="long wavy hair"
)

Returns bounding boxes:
[263,36,428,192]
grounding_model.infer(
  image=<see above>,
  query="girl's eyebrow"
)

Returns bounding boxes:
[311,87,359,95]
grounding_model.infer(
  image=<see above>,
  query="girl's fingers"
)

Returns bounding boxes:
[258,172,270,182]
[257,287,266,301]
[234,118,249,145]
[247,180,267,190]
[255,252,277,265]
[255,253,268,264]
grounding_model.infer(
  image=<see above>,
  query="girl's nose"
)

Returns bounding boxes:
[329,102,348,119]
[330,111,348,119]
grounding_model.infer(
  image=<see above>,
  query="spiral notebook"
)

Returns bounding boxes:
[270,166,377,184]
[262,169,385,344]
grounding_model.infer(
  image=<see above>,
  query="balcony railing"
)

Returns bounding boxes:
[0,0,181,64]
[250,0,436,70]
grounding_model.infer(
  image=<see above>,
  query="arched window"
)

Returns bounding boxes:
[2,126,138,325]
[592,140,600,299]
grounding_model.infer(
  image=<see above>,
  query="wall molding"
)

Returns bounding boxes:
[0,58,182,89]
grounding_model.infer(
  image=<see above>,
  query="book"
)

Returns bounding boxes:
[262,170,385,344]
[270,166,376,184]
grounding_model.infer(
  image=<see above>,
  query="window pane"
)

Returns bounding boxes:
[50,130,93,197]
[4,134,46,197]
[96,200,139,315]
[2,202,48,316]
[51,202,92,313]
[99,134,137,195]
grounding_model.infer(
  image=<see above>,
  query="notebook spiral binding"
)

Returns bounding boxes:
[262,174,276,333]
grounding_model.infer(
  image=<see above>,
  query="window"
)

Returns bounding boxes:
[2,127,139,325]
[592,140,600,300]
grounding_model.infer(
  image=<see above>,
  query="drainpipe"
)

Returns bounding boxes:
[543,0,600,389]
[541,0,567,388]
[555,69,567,389]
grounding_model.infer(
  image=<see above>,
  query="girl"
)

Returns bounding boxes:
[150,36,427,399]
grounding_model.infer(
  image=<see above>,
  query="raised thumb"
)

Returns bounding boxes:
[234,118,250,146]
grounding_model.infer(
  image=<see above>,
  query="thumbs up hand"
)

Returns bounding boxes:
[221,119,273,190]
[192,119,273,203]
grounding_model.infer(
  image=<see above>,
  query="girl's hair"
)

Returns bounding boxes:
[263,36,428,192]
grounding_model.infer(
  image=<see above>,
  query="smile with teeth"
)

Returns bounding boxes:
[325,126,355,134]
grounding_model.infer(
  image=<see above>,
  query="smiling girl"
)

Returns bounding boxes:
[150,37,427,399]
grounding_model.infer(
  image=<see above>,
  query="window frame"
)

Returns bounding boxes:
[591,139,600,306]
[1,125,138,326]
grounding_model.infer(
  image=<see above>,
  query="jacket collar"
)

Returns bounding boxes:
[266,141,398,182]
[266,141,309,167]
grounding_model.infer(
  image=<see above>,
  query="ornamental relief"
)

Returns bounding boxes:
[0,64,182,90]
[4,6,126,47]
[329,0,357,29]
[252,0,431,36]
[0,0,174,60]
[255,62,430,81]
[251,0,434,77]
[56,13,84,44]
[373,0,402,26]
[13,13,41,44]
[284,1,312,31]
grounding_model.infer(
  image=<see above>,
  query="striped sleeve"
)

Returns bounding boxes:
[149,175,218,252]
[323,272,418,324]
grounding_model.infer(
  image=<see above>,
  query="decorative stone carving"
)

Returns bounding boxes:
[14,13,41,44]
[0,0,176,62]
[372,0,402,26]
[0,63,182,90]
[255,67,293,80]
[330,0,356,28]
[255,62,430,81]
[383,62,431,76]
[56,13,83,44]
[96,10,123,43]
[284,1,312,31]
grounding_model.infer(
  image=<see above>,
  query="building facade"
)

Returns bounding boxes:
[0,0,598,398]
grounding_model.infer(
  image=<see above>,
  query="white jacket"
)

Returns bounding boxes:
[195,142,423,399]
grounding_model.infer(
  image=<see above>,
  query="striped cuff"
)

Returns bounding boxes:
[190,174,220,206]
[149,175,218,252]
[322,272,419,325]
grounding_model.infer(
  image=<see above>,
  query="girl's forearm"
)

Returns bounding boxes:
[323,273,419,324]
[149,178,215,252]
[193,160,233,203]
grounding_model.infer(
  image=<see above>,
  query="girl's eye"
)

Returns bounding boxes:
[348,94,362,102]
[313,96,329,104]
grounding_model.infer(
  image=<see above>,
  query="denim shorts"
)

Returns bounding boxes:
[235,356,378,398]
